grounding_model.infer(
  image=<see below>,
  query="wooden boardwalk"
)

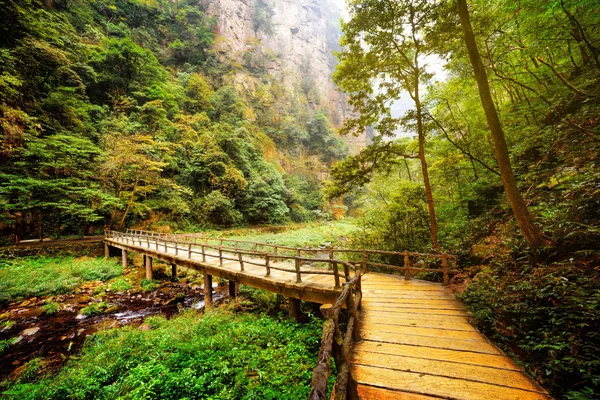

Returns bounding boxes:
[106,231,551,399]
[352,273,551,399]
[105,232,348,305]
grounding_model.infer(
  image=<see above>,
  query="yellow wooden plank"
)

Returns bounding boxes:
[361,302,464,311]
[363,305,469,317]
[358,322,484,340]
[357,384,443,399]
[352,364,552,400]
[361,314,475,332]
[362,297,464,306]
[363,291,455,298]
[351,350,547,394]
[360,330,502,354]
[354,341,521,371]
[362,310,472,324]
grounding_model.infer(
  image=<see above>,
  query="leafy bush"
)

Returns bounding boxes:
[0,257,122,304]
[458,263,600,399]
[1,310,323,399]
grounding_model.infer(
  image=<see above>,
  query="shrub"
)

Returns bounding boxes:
[458,263,600,399]
[1,310,323,399]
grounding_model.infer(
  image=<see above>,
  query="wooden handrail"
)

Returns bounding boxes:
[105,230,356,287]
[106,229,458,285]
[309,271,362,400]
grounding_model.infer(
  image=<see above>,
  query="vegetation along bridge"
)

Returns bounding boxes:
[104,230,551,399]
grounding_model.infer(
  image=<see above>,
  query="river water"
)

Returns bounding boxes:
[0,281,226,380]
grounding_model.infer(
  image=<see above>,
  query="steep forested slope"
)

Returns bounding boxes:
[327,0,600,397]
[0,0,348,243]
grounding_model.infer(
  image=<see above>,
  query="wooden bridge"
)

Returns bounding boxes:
[104,230,551,400]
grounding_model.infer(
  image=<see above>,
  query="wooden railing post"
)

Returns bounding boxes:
[274,245,278,262]
[333,262,340,289]
[442,254,449,286]
[295,258,302,283]
[175,240,179,256]
[265,254,271,276]
[328,247,334,270]
[238,252,244,271]
[219,248,223,267]
[344,263,351,281]
[403,251,411,280]
[202,245,206,262]
[171,263,177,281]
[188,243,192,258]
[204,273,213,308]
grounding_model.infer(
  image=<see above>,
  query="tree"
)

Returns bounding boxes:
[333,0,442,251]
[457,0,551,249]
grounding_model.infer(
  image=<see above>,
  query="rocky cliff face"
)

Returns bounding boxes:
[201,0,368,151]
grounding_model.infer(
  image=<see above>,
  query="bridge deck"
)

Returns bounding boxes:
[353,273,551,400]
[105,237,343,304]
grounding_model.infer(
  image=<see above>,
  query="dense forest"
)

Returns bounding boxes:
[0,0,348,244]
[327,0,600,397]
[1,0,599,398]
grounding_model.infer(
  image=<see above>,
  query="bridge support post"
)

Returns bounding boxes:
[228,281,238,298]
[288,298,303,322]
[122,250,128,269]
[104,243,109,259]
[145,256,153,280]
[204,274,213,308]
[171,263,177,281]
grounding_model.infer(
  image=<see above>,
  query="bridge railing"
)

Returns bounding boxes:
[106,230,358,288]
[309,270,363,400]
[116,230,459,285]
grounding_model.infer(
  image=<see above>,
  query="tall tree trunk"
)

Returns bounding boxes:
[457,0,551,249]
[416,90,439,252]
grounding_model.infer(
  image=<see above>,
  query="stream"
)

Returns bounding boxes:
[0,281,227,380]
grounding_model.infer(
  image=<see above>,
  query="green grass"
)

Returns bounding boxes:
[0,256,122,305]
[1,309,323,399]
[220,220,361,248]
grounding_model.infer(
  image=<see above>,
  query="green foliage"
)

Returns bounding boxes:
[140,279,158,292]
[0,337,18,355]
[1,0,339,239]
[222,220,361,249]
[1,310,323,399]
[80,301,109,316]
[0,256,122,304]
[459,264,600,399]
[108,277,133,292]
[252,0,275,36]
[42,301,60,315]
